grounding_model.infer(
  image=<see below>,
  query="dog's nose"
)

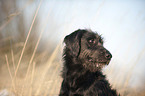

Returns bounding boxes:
[105,52,112,59]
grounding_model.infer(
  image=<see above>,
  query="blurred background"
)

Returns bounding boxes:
[0,0,145,96]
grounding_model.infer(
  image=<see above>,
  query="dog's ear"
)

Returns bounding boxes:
[64,29,86,57]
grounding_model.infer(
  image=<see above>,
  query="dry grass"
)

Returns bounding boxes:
[0,0,63,95]
[0,44,62,96]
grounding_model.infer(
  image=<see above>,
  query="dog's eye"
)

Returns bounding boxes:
[88,39,95,44]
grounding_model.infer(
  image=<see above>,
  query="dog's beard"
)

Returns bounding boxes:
[82,59,110,72]
[82,63,104,72]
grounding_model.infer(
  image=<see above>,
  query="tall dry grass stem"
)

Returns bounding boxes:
[29,62,36,96]
[5,54,16,93]
[0,12,20,31]
[14,0,43,80]
[11,50,16,72]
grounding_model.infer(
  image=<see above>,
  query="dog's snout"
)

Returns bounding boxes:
[105,51,112,59]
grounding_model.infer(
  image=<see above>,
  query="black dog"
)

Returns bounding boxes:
[59,29,118,96]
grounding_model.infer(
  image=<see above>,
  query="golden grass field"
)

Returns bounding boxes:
[0,42,63,96]
[0,0,145,96]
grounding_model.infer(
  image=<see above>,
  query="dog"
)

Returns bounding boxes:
[59,29,118,96]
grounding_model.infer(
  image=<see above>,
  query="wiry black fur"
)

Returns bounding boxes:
[59,29,119,96]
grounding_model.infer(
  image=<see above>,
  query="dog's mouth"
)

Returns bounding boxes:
[97,60,110,65]
[95,61,110,69]
[94,61,110,69]
[87,56,110,65]
[84,56,111,72]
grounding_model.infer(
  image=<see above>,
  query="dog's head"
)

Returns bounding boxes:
[64,29,112,72]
